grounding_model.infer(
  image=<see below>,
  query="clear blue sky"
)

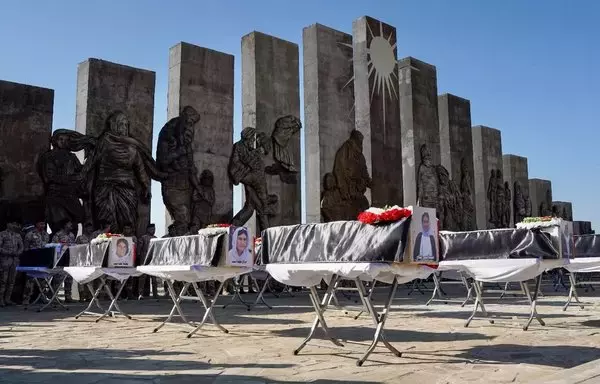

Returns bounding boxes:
[1,0,598,235]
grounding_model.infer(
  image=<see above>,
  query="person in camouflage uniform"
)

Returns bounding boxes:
[21,222,50,305]
[51,220,76,303]
[0,222,24,307]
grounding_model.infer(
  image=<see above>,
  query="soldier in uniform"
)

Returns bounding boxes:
[0,222,24,307]
[21,222,50,305]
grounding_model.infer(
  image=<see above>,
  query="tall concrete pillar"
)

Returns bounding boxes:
[472,125,502,229]
[502,154,529,226]
[528,178,552,217]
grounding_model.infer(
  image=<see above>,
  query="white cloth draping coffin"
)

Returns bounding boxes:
[564,257,600,273]
[439,259,569,283]
[265,262,434,287]
[137,265,251,283]
[64,267,142,283]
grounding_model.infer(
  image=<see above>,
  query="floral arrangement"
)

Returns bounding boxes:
[517,216,561,230]
[199,224,230,237]
[357,205,412,225]
[91,233,123,245]
[207,224,231,228]
[254,237,262,247]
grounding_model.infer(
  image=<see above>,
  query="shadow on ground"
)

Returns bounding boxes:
[271,325,494,343]
[454,344,600,369]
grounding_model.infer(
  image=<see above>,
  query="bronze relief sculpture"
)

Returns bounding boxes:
[459,158,475,231]
[320,130,371,222]
[265,115,302,184]
[37,129,95,232]
[416,144,438,209]
[156,106,202,235]
[191,169,215,229]
[82,111,164,233]
[513,181,526,225]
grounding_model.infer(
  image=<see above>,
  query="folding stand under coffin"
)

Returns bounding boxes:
[562,257,600,311]
[16,267,69,312]
[64,267,141,322]
[439,259,568,330]
[221,268,273,311]
[137,265,250,338]
[265,263,434,366]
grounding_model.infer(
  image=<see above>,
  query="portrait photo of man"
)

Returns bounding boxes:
[227,226,252,266]
[109,237,135,267]
[412,210,438,262]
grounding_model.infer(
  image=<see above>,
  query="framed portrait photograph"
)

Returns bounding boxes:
[408,207,439,264]
[226,226,253,267]
[108,237,135,268]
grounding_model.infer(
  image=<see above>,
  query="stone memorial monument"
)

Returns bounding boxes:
[552,201,573,221]
[573,221,594,235]
[352,16,402,208]
[399,57,440,206]
[438,94,475,230]
[502,154,529,227]
[528,178,552,217]
[76,58,156,235]
[472,125,503,229]
[303,23,359,223]
[241,31,301,229]
[0,80,53,228]
[165,42,234,232]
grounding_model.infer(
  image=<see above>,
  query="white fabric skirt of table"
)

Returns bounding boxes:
[137,265,252,282]
[439,258,569,283]
[564,257,600,273]
[64,267,142,284]
[265,262,434,287]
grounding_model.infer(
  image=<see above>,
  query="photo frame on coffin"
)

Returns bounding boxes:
[407,207,439,264]
[224,226,253,267]
[107,237,136,268]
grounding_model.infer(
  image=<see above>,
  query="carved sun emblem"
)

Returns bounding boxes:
[339,21,398,134]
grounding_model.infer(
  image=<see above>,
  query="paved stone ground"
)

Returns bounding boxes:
[1,283,600,383]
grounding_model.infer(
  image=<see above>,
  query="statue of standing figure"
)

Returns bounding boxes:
[83,111,164,233]
[513,181,526,225]
[436,165,460,231]
[37,129,95,233]
[459,158,475,231]
[417,144,438,208]
[320,130,371,221]
[265,115,302,184]
[487,169,497,227]
[190,169,215,229]
[502,181,511,227]
[229,127,277,233]
[156,106,202,235]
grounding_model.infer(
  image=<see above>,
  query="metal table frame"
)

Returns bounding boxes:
[293,274,402,366]
[24,271,68,312]
[75,275,132,322]
[222,273,272,311]
[426,271,473,307]
[153,279,228,338]
[465,275,545,331]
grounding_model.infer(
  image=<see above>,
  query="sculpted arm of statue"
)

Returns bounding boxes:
[133,153,152,204]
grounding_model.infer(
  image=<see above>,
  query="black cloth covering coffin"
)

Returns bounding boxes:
[145,233,227,266]
[439,228,559,261]
[19,247,56,268]
[261,219,410,264]
[574,235,600,258]
[68,243,107,267]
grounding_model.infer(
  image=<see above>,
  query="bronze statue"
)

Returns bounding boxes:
[321,130,371,221]
[156,106,201,235]
[494,169,505,228]
[552,204,560,218]
[459,158,474,231]
[229,127,277,233]
[191,169,215,229]
[436,165,460,231]
[416,144,438,208]
[487,169,497,226]
[37,129,95,233]
[320,173,345,222]
[514,181,526,225]
[524,193,532,217]
[265,115,302,184]
[502,181,511,227]
[83,111,163,233]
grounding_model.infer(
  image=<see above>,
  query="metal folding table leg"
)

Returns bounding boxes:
[426,272,445,305]
[294,275,343,355]
[95,277,132,322]
[460,273,473,307]
[249,275,273,310]
[75,280,107,319]
[354,277,402,366]
[465,281,494,327]
[37,274,68,312]
[563,273,584,311]
[187,281,228,338]
[153,281,192,333]
[222,276,252,310]
[521,276,545,331]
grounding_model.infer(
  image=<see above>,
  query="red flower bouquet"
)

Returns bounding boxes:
[357,205,412,225]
